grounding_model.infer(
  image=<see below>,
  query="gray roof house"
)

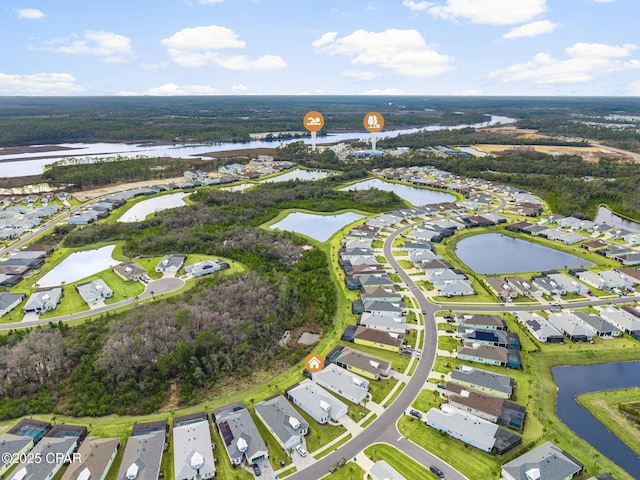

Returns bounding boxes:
[0,434,34,477]
[513,311,564,343]
[77,280,113,305]
[450,366,514,399]
[155,255,186,274]
[60,437,120,480]
[599,307,640,338]
[173,413,215,480]
[286,379,348,424]
[547,273,589,294]
[370,460,406,480]
[502,441,583,480]
[548,312,593,342]
[254,395,308,451]
[362,300,404,316]
[572,312,620,338]
[312,364,369,405]
[332,346,392,380]
[117,422,166,480]
[24,287,62,314]
[456,314,507,331]
[213,401,268,466]
[359,312,406,334]
[0,292,25,317]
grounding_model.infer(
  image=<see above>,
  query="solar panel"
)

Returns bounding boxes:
[219,421,234,446]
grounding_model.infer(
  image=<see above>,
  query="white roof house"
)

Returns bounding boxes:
[173,415,215,480]
[312,364,369,405]
[502,441,583,480]
[425,405,498,452]
[359,312,406,334]
[370,460,406,480]
[254,395,308,450]
[286,379,348,424]
[77,279,113,305]
[24,288,62,314]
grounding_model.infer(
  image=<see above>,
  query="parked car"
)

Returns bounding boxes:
[430,465,445,478]
[409,409,423,419]
[295,445,308,457]
[445,329,454,334]
[252,463,261,476]
[437,383,446,389]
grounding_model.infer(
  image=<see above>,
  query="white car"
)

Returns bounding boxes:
[295,445,308,457]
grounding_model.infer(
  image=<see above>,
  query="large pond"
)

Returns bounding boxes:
[553,361,640,477]
[270,211,364,242]
[455,233,594,274]
[340,178,455,206]
[0,115,514,177]
[595,206,640,233]
[118,192,189,223]
[260,169,333,183]
[38,245,119,287]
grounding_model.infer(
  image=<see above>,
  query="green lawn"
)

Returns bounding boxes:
[288,403,346,454]
[412,389,444,412]
[382,382,405,408]
[39,284,89,319]
[437,335,461,353]
[369,377,399,404]
[360,413,377,428]
[364,444,436,480]
[249,406,292,468]
[314,433,352,460]
[319,460,362,480]
[337,340,411,373]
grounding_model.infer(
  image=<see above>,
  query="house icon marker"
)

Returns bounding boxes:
[305,353,324,373]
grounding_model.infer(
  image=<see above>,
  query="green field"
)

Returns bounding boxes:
[364,444,437,480]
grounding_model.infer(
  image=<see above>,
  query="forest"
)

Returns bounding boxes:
[0,177,404,419]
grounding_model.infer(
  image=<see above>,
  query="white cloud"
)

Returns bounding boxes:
[145,83,220,95]
[37,31,134,63]
[429,0,547,25]
[139,62,169,70]
[313,29,453,77]
[594,0,614,3]
[361,87,408,95]
[343,70,379,81]
[17,8,45,19]
[161,25,286,70]
[402,0,433,12]
[503,20,560,39]
[0,72,86,95]
[488,42,640,84]
[231,83,249,92]
[198,0,225,3]
[626,80,640,95]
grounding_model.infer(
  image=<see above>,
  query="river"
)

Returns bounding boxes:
[0,116,515,178]
[553,361,640,477]
[594,206,640,233]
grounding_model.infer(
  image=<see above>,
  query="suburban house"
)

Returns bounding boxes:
[360,286,402,303]
[445,382,526,431]
[505,277,542,298]
[113,262,148,282]
[362,301,404,317]
[0,429,36,477]
[450,366,515,399]
[459,328,521,350]
[286,379,348,424]
[484,276,518,299]
[438,280,475,297]
[60,437,120,480]
[358,312,406,334]
[457,344,522,369]
[173,412,216,480]
[547,273,589,295]
[572,312,620,338]
[254,395,308,451]
[24,287,63,314]
[425,405,521,454]
[575,270,611,291]
[328,346,392,380]
[117,421,167,480]
[501,441,583,480]
[456,314,507,331]
[312,364,369,405]
[599,307,640,339]
[213,401,268,466]
[369,460,406,480]
[0,292,25,317]
[77,280,113,305]
[513,311,564,343]
[532,275,567,296]
[353,326,404,352]
[357,274,395,288]
[185,259,229,277]
[155,254,186,274]
[548,312,593,342]
[11,425,87,480]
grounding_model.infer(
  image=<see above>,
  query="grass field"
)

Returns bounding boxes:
[364,443,436,480]
[369,377,399,404]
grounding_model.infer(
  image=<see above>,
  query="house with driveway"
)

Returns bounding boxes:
[358,312,406,334]
[172,412,215,480]
[312,363,369,405]
[254,395,308,451]
[450,366,515,399]
[286,379,348,424]
[0,291,25,317]
[501,441,583,480]
[24,287,62,314]
[513,311,564,343]
[548,312,593,342]
[457,344,522,369]
[327,346,392,380]
[572,312,620,338]
[599,307,640,339]
[456,314,507,331]
[117,421,167,480]
[213,401,268,466]
[353,326,404,352]
[77,280,113,305]
[155,254,186,274]
[547,273,589,295]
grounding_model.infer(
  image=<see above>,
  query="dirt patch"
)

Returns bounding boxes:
[72,176,188,202]
[472,144,638,163]
[158,380,181,413]
[199,147,278,159]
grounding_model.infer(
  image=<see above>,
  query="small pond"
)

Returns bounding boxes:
[594,206,640,233]
[455,233,594,274]
[270,211,364,242]
[553,361,640,477]
[38,245,119,287]
[261,169,333,183]
[340,178,455,206]
[118,192,189,223]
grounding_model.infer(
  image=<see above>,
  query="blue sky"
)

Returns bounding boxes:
[1,0,639,96]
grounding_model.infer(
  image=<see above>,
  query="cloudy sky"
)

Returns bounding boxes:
[2,0,639,96]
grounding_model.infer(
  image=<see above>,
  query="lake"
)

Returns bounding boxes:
[553,361,640,477]
[340,178,456,206]
[0,115,514,177]
[38,245,119,287]
[260,169,333,183]
[455,233,594,274]
[270,211,364,242]
[118,192,189,223]
[595,206,640,233]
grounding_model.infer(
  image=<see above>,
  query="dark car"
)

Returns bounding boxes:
[430,465,445,478]
[252,463,261,477]
[409,409,423,419]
